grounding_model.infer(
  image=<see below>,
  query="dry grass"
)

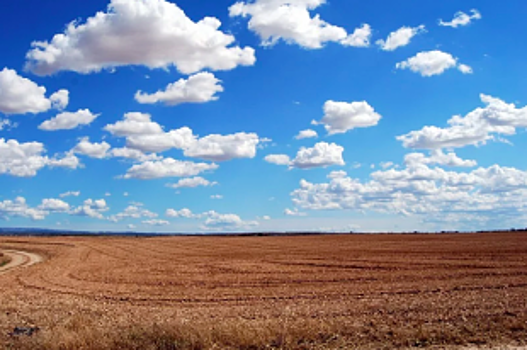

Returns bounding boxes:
[1,232,527,349]
[0,252,10,267]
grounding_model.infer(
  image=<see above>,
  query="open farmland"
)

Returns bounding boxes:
[1,232,526,349]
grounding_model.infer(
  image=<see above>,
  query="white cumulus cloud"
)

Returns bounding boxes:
[0,68,69,115]
[71,199,109,219]
[396,50,472,77]
[167,177,217,189]
[105,113,264,162]
[72,137,111,159]
[314,100,382,135]
[39,109,99,131]
[166,208,196,219]
[295,129,318,140]
[143,219,170,226]
[230,0,370,49]
[109,204,158,222]
[266,142,345,169]
[25,0,255,76]
[340,24,372,48]
[397,94,527,150]
[50,90,69,110]
[135,72,223,106]
[123,157,218,180]
[109,147,161,162]
[458,64,473,74]
[439,9,482,28]
[104,112,164,137]
[292,142,345,169]
[165,208,258,231]
[265,154,291,166]
[38,198,70,212]
[376,25,425,51]
[0,138,80,177]
[0,197,47,221]
[202,211,258,231]
[184,132,261,162]
[404,150,477,168]
[291,158,527,227]
[125,127,196,153]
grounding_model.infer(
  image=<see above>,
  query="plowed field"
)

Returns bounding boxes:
[1,232,526,349]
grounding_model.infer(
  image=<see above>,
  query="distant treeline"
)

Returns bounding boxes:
[0,227,526,237]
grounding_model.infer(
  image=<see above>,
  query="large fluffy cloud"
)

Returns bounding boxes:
[0,197,84,221]
[103,112,163,137]
[291,158,527,226]
[38,198,71,212]
[291,142,345,169]
[398,94,527,149]
[0,197,47,221]
[72,137,111,159]
[39,109,99,131]
[1,196,112,221]
[183,133,260,162]
[125,128,195,153]
[25,0,255,76]
[314,100,382,135]
[265,142,345,169]
[135,72,223,106]
[0,68,68,115]
[404,150,477,168]
[376,25,425,51]
[229,0,370,49]
[71,199,109,219]
[396,50,472,77]
[439,9,482,28]
[104,112,264,162]
[0,138,80,177]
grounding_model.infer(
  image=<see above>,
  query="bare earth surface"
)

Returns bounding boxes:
[0,232,526,349]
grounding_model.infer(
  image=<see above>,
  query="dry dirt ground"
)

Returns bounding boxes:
[0,232,526,349]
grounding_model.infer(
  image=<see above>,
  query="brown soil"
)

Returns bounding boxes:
[0,232,526,349]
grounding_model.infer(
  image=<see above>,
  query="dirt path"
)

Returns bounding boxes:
[0,250,43,275]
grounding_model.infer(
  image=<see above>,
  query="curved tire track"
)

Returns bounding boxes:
[0,250,43,275]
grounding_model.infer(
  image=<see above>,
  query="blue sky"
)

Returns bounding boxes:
[1,0,526,233]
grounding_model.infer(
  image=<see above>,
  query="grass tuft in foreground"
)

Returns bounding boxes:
[5,316,527,350]
[0,252,11,267]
